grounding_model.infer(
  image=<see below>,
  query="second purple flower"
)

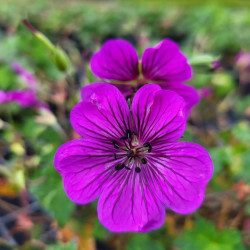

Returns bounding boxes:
[90,39,199,116]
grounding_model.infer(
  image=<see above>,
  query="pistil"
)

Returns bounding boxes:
[112,132,151,173]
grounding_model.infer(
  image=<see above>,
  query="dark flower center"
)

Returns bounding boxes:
[112,129,152,173]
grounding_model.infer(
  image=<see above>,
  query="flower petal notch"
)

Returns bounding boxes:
[90,39,197,118]
[54,83,213,233]
[141,39,192,82]
[142,39,192,82]
[90,39,139,81]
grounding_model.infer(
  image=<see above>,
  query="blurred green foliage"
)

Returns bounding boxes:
[127,234,165,250]
[0,0,250,249]
[46,240,78,250]
[174,218,245,250]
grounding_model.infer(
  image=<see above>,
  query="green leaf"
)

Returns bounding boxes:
[0,65,17,90]
[93,218,109,241]
[174,218,245,250]
[30,145,74,227]
[212,72,235,96]
[209,147,230,175]
[232,122,250,145]
[46,240,77,250]
[127,234,165,250]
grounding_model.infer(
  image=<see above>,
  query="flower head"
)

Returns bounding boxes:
[0,63,49,110]
[90,39,199,116]
[0,90,48,110]
[54,83,213,233]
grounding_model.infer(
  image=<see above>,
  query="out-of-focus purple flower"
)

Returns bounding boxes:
[11,62,39,91]
[0,62,49,110]
[199,87,213,99]
[235,52,250,70]
[0,90,49,110]
[90,39,199,116]
[211,61,220,69]
[54,83,213,233]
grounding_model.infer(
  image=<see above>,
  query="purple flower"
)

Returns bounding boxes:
[11,62,39,91]
[211,61,220,69]
[0,90,49,109]
[54,83,213,233]
[235,51,250,70]
[199,87,213,99]
[90,39,199,116]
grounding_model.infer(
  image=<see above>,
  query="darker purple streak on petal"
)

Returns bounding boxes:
[158,82,199,117]
[147,141,213,214]
[90,39,139,81]
[74,83,131,139]
[54,139,117,204]
[141,39,192,82]
[97,167,166,232]
[131,84,186,144]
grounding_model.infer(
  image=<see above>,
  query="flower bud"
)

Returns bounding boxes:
[53,46,71,72]
[23,19,71,73]
[189,54,220,73]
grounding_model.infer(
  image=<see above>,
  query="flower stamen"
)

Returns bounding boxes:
[120,136,128,140]
[141,158,147,164]
[115,163,125,170]
[135,167,141,173]
[112,140,119,149]
[143,141,152,152]
[126,129,132,139]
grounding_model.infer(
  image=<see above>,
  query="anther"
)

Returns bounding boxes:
[115,164,125,170]
[141,158,147,164]
[120,136,128,140]
[135,167,141,173]
[113,153,117,160]
[126,129,132,139]
[143,142,152,152]
[143,142,151,147]
[125,166,131,170]
[112,140,119,149]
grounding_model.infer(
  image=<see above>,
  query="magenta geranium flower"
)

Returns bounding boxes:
[90,39,199,116]
[54,83,213,233]
[0,63,48,110]
[0,90,48,109]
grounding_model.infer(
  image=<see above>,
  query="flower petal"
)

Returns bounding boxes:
[54,139,117,204]
[131,84,186,143]
[141,39,192,82]
[159,82,199,117]
[90,39,139,81]
[73,83,131,140]
[97,169,166,232]
[147,142,213,214]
